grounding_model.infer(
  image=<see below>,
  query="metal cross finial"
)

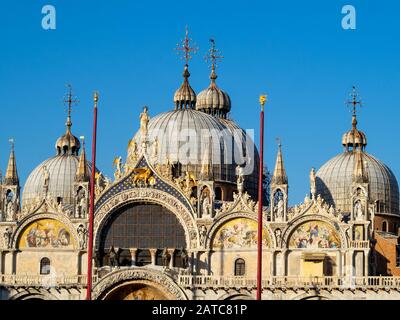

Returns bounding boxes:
[63,84,79,130]
[276,137,281,147]
[175,25,198,65]
[205,38,224,69]
[346,86,362,115]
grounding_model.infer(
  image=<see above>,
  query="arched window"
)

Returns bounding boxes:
[100,203,186,251]
[136,249,151,266]
[382,221,388,232]
[40,258,51,275]
[215,187,222,201]
[375,201,381,213]
[234,258,246,276]
[156,249,164,266]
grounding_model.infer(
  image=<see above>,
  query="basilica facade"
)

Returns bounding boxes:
[1,40,400,300]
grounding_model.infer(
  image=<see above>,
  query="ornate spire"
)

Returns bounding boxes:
[173,27,198,110]
[353,148,368,183]
[5,138,19,186]
[342,86,367,151]
[75,136,89,182]
[271,139,288,185]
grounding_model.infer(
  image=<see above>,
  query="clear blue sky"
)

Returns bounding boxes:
[0,0,399,205]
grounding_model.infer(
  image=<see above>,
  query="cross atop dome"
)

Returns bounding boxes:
[175,25,198,66]
[346,86,362,116]
[63,84,79,132]
[205,38,224,70]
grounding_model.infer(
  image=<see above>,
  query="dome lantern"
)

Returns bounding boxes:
[55,84,80,156]
[342,86,367,151]
[196,39,231,119]
[173,26,197,110]
[173,64,197,110]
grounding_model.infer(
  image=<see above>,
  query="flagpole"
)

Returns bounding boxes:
[86,91,99,300]
[257,95,266,300]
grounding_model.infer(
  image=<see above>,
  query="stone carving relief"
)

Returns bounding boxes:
[3,227,13,249]
[92,268,187,300]
[214,192,256,217]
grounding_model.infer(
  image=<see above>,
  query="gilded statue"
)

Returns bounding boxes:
[127,139,138,164]
[132,167,155,186]
[113,156,123,180]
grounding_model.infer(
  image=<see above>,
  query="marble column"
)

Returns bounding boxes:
[207,250,212,275]
[149,249,157,266]
[168,249,175,268]
[129,248,137,266]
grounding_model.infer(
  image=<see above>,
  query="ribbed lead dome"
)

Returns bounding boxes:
[316,151,399,215]
[132,109,258,197]
[22,155,92,209]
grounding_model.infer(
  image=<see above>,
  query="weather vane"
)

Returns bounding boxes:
[63,84,79,122]
[205,38,224,69]
[346,86,362,115]
[175,25,198,65]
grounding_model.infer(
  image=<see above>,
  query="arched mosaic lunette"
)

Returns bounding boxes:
[95,156,194,215]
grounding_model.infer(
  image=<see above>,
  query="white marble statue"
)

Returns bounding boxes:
[276,197,284,219]
[355,200,363,220]
[140,106,150,141]
[77,225,88,250]
[202,194,211,218]
[236,165,244,194]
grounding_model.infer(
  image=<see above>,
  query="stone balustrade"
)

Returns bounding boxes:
[177,275,400,290]
[349,240,370,248]
[0,274,89,287]
[2,273,400,291]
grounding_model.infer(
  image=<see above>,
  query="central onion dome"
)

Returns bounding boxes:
[22,101,98,210]
[316,110,399,215]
